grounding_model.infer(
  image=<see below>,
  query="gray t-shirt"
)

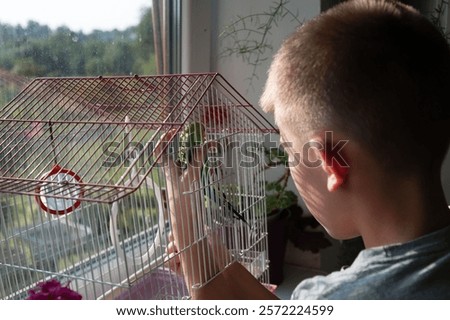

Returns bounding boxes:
[291,225,450,299]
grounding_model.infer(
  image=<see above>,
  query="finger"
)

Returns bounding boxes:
[154,128,176,163]
[165,252,181,273]
[154,128,182,178]
[165,240,181,271]
[167,240,178,255]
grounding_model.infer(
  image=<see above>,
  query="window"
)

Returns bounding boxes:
[0,1,155,102]
[0,0,182,299]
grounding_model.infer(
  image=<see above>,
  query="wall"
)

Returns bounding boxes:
[211,0,319,111]
[182,0,319,106]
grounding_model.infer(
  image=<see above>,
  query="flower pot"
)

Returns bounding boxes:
[267,208,290,285]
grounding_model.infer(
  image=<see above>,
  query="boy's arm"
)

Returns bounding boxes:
[159,133,277,299]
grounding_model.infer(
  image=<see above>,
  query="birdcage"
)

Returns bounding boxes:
[0,73,277,300]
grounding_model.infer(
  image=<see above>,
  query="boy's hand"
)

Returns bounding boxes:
[165,232,182,275]
[155,128,206,248]
[155,129,219,290]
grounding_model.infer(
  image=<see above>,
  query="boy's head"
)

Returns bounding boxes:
[261,0,450,176]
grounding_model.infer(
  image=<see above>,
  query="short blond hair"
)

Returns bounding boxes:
[261,0,450,173]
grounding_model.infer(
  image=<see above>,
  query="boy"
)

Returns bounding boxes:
[161,0,450,299]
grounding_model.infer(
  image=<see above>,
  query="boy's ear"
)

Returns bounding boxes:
[316,143,349,192]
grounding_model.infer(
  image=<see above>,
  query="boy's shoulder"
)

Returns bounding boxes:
[292,225,450,299]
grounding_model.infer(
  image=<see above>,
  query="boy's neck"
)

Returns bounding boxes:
[358,173,450,248]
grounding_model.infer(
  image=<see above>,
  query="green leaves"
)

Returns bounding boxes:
[265,145,289,167]
[178,122,205,168]
[264,145,296,214]
[0,7,154,77]
[266,181,298,214]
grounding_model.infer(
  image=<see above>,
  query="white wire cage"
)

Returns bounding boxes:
[0,73,277,300]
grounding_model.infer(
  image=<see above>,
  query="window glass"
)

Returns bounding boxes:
[0,0,153,105]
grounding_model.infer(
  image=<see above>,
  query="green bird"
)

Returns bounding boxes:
[204,179,248,224]
[178,121,247,224]
[178,122,205,169]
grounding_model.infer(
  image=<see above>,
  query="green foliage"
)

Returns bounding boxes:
[178,122,205,168]
[265,181,297,214]
[136,7,155,60]
[265,145,289,167]
[0,197,12,232]
[264,146,296,214]
[0,7,154,77]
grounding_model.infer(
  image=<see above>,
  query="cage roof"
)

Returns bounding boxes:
[0,73,276,203]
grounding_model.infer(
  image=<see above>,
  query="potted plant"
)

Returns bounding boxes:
[265,146,331,284]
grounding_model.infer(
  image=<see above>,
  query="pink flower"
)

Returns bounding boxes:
[27,279,82,300]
